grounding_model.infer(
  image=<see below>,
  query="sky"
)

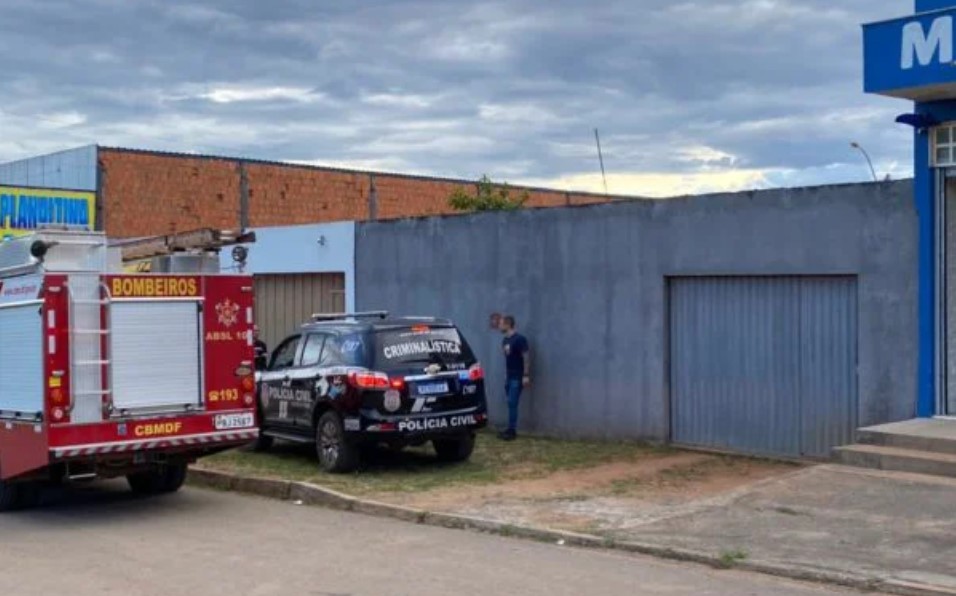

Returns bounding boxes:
[0,0,922,197]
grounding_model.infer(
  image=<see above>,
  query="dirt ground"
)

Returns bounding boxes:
[374,451,798,535]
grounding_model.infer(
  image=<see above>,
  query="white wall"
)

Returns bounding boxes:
[221,221,356,311]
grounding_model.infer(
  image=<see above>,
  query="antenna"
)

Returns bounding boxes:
[594,128,609,196]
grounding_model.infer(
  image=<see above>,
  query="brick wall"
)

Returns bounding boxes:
[99,148,617,238]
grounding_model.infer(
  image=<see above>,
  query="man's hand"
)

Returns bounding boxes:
[522,375,531,388]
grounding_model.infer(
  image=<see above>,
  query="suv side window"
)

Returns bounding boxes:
[269,335,301,370]
[300,334,326,367]
[318,334,343,367]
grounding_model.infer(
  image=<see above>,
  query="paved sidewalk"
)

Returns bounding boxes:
[617,465,956,591]
[1,483,870,596]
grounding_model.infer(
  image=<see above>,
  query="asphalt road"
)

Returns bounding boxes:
[0,483,871,596]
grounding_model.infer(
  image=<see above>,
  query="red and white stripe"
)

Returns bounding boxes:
[51,430,259,459]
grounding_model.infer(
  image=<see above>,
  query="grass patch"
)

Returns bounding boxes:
[717,549,749,569]
[200,430,661,497]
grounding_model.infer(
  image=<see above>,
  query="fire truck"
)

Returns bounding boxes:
[0,228,259,510]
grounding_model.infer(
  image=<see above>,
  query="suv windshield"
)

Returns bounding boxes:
[374,326,476,371]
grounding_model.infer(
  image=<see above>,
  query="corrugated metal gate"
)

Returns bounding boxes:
[254,273,346,351]
[668,276,858,458]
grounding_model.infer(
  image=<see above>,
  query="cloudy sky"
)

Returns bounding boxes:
[0,0,920,197]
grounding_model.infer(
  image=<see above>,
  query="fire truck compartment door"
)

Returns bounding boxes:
[111,301,203,411]
[0,304,43,415]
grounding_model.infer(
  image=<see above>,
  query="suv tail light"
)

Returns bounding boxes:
[348,370,390,389]
[389,377,406,390]
[468,364,484,381]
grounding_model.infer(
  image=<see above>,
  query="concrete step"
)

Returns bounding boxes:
[834,444,956,478]
[856,419,956,456]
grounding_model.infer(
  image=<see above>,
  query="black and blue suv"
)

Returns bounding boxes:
[255,312,488,472]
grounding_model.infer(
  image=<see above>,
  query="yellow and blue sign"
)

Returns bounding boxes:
[0,186,95,239]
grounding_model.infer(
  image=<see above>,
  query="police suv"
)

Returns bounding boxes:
[255,312,488,472]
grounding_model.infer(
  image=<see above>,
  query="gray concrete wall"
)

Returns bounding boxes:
[355,181,918,440]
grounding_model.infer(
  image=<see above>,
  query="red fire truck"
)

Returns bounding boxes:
[0,228,259,510]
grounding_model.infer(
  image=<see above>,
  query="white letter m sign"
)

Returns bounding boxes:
[902,16,953,70]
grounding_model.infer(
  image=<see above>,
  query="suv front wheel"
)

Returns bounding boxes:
[316,412,360,473]
[433,432,476,463]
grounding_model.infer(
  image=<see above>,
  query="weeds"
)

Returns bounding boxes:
[717,549,749,569]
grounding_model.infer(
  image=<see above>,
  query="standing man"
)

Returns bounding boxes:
[499,315,530,441]
[253,325,269,371]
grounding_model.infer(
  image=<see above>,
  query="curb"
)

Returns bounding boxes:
[186,468,953,596]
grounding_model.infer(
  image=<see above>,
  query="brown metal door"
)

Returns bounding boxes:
[253,273,346,353]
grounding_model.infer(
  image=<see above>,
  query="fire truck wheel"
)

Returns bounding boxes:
[127,462,188,495]
[316,412,359,474]
[15,482,41,509]
[433,432,476,463]
[0,480,19,512]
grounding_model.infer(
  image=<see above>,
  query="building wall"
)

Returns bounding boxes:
[0,145,98,192]
[97,148,616,238]
[100,150,242,237]
[355,181,918,441]
[219,221,356,312]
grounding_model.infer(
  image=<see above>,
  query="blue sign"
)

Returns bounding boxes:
[864,8,956,98]
[916,1,956,13]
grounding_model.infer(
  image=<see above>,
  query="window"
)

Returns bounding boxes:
[373,326,476,371]
[318,333,368,367]
[934,124,956,167]
[300,334,326,367]
[269,335,301,370]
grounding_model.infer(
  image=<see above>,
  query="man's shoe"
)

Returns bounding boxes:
[499,430,517,441]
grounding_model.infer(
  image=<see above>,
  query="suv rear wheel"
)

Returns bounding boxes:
[316,412,360,473]
[433,433,476,463]
[127,462,188,495]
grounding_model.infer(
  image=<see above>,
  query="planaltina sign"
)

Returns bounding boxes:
[0,186,95,239]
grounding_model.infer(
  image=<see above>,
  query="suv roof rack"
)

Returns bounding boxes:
[311,311,389,322]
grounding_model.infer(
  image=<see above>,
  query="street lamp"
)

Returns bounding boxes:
[850,142,878,182]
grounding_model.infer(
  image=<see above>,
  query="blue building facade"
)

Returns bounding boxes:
[865,1,956,417]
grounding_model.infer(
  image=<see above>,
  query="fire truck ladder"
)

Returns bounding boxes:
[66,278,113,423]
[113,228,256,264]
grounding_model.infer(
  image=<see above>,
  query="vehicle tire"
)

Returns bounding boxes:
[252,431,274,452]
[0,479,20,512]
[127,462,188,495]
[316,412,360,474]
[160,462,188,493]
[433,432,476,463]
[15,482,41,510]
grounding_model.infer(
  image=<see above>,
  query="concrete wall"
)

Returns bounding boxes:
[0,145,97,191]
[219,221,356,312]
[355,181,918,440]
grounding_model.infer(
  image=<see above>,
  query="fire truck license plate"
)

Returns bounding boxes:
[214,413,255,430]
